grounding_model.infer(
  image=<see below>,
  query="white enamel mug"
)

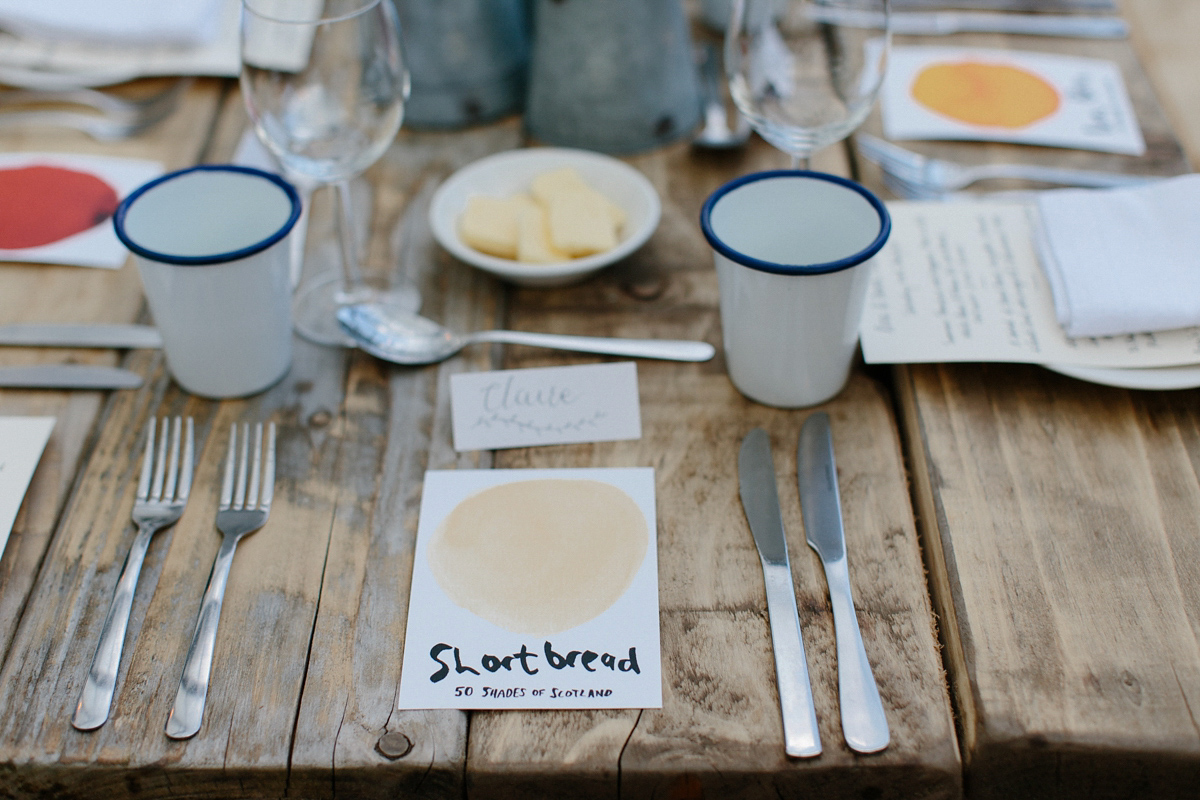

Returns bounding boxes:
[701,170,891,408]
[114,165,301,398]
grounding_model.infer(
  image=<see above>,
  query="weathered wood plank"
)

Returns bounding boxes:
[0,79,229,668]
[870,19,1200,798]
[1121,0,1200,168]
[898,363,1200,799]
[287,121,531,799]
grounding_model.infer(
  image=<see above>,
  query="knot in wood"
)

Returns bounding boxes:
[622,274,667,301]
[376,731,414,760]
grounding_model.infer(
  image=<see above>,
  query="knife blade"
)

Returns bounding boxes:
[738,428,822,759]
[797,412,889,754]
[0,365,143,389]
[808,6,1128,38]
[0,324,162,349]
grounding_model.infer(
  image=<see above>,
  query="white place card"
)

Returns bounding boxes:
[450,362,641,451]
[860,201,1200,368]
[0,152,164,268]
[879,45,1145,155]
[0,416,55,557]
[397,468,662,710]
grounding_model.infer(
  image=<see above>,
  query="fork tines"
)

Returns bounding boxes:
[139,416,194,505]
[221,422,276,512]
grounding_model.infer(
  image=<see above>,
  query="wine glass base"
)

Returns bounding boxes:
[293,272,421,347]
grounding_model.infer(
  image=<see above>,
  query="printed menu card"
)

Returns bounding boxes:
[397,468,662,710]
[0,416,54,557]
[860,201,1200,368]
[879,45,1145,155]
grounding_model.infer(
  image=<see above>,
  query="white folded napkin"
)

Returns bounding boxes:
[0,0,224,47]
[1034,173,1200,338]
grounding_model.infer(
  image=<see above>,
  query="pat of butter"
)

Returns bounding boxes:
[544,188,618,257]
[459,195,521,259]
[457,167,627,263]
[516,202,569,264]
[532,167,626,230]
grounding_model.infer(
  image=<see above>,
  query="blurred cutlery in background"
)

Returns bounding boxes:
[0,77,188,139]
[0,323,162,349]
[693,42,750,149]
[807,6,1128,38]
[856,133,1157,198]
[0,365,143,389]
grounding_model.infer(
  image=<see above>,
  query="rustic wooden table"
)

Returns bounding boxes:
[0,2,1194,798]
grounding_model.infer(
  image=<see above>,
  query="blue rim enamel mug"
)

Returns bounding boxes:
[701,170,891,408]
[114,165,301,398]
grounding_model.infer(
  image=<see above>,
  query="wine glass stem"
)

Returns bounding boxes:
[792,154,810,170]
[334,179,367,293]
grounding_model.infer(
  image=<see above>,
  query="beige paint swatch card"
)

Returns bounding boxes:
[397,468,661,710]
[449,361,641,451]
[0,416,54,557]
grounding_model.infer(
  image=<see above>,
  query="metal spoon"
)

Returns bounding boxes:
[336,303,716,364]
[693,42,750,149]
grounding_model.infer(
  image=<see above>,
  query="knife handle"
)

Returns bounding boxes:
[825,557,889,753]
[761,561,822,758]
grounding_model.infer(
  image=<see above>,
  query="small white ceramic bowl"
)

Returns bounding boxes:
[429,147,661,287]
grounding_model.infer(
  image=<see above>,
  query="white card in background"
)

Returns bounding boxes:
[0,152,163,268]
[859,202,1200,368]
[0,417,55,557]
[397,467,661,711]
[450,362,642,451]
[880,46,1145,155]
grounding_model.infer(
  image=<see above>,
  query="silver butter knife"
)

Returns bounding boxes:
[738,428,822,759]
[808,7,1128,38]
[0,365,143,389]
[797,412,889,754]
[0,323,162,349]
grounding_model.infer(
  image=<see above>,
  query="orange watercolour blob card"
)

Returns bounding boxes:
[879,45,1144,155]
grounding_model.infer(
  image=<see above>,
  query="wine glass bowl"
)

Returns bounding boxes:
[240,0,417,346]
[726,0,890,168]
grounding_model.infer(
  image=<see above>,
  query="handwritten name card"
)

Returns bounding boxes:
[450,362,641,451]
[0,417,55,557]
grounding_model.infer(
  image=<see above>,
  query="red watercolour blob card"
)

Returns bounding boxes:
[0,153,162,268]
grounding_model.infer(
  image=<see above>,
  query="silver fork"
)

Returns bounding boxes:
[73,416,194,731]
[856,133,1157,198]
[0,78,191,122]
[0,78,189,141]
[165,422,276,740]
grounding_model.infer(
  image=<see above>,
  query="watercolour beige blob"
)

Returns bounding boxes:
[427,479,648,636]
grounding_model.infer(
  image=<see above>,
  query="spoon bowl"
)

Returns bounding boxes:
[337,304,716,364]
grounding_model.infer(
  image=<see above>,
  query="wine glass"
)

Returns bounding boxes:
[726,0,891,169]
[240,0,418,346]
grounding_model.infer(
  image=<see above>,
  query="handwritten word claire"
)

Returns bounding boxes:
[481,376,579,413]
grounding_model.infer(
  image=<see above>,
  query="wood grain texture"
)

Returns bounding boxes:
[0,78,226,767]
[897,364,1200,799]
[864,21,1200,798]
[287,121,532,800]
[1121,0,1200,168]
[459,136,960,800]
